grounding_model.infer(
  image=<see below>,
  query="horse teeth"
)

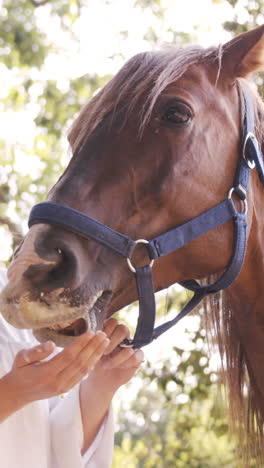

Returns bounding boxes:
[42,290,103,331]
[89,310,97,331]
[48,319,75,330]
[85,313,91,330]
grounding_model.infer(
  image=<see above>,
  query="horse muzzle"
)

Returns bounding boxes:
[0,224,113,347]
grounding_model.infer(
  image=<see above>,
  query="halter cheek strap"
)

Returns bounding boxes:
[28,90,264,349]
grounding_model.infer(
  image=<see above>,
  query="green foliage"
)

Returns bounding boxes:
[0,0,110,255]
[35,74,110,138]
[135,0,165,17]
[0,0,49,69]
[225,0,263,31]
[223,1,264,100]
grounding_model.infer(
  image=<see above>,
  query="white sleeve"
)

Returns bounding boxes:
[49,385,114,468]
[0,268,7,290]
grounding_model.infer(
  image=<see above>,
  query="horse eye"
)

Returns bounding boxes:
[162,104,192,125]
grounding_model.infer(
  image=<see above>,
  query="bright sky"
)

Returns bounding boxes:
[0,0,244,146]
[41,0,234,79]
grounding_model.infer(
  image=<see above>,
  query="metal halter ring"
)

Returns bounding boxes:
[242,132,256,169]
[118,338,134,348]
[228,187,248,215]
[127,239,155,274]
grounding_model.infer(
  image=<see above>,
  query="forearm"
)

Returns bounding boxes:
[79,373,116,455]
[79,320,144,456]
[0,372,24,423]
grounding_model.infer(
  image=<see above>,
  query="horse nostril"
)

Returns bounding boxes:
[22,238,78,290]
[24,253,75,291]
[35,239,65,264]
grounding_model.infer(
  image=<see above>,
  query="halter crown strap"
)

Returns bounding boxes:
[28,89,264,349]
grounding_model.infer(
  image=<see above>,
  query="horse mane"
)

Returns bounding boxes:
[68,44,223,153]
[203,289,263,464]
[202,80,264,465]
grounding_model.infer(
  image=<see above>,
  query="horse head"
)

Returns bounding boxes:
[1,26,264,345]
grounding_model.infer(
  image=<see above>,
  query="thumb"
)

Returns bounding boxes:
[14,341,56,368]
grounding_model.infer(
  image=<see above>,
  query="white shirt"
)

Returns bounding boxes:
[0,269,114,468]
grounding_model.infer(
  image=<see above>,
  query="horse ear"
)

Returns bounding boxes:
[222,25,264,78]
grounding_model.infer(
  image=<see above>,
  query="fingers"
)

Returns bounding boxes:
[103,318,119,337]
[56,332,110,391]
[13,332,111,401]
[46,331,98,372]
[103,318,130,355]
[102,347,144,370]
[46,331,108,375]
[14,341,56,368]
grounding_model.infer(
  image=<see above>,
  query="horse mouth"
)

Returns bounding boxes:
[44,315,96,337]
[34,315,95,347]
[32,290,112,347]
[52,317,92,336]
[0,286,112,347]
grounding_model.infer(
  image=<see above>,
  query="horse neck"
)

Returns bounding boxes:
[224,170,264,414]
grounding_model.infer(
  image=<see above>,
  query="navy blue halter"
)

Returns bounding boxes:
[28,89,264,348]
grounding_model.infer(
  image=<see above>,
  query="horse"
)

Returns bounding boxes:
[1,25,264,463]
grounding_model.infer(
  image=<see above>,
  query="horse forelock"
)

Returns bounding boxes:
[68,44,223,154]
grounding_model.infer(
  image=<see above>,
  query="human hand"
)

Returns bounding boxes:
[89,318,144,392]
[5,331,110,409]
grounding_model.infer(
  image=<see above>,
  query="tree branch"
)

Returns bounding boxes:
[30,0,50,7]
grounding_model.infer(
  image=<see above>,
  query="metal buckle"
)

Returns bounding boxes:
[127,239,155,274]
[228,187,248,215]
[118,338,134,348]
[242,132,256,169]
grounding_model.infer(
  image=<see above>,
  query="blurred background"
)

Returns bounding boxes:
[0,1,263,466]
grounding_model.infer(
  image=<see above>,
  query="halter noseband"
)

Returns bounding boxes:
[28,89,264,349]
